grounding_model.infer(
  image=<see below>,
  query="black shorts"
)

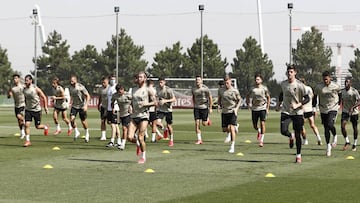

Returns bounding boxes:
[100,106,107,120]
[25,110,41,126]
[341,112,359,123]
[280,113,304,132]
[70,107,87,121]
[193,108,208,121]
[221,113,237,128]
[54,106,67,112]
[320,111,337,125]
[14,106,25,116]
[109,112,118,124]
[156,111,173,124]
[149,112,157,122]
[252,110,267,124]
[120,115,131,127]
[131,117,148,125]
[303,111,314,119]
[106,111,114,122]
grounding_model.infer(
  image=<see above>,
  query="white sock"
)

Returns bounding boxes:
[21,128,25,135]
[136,139,140,146]
[151,133,156,141]
[354,139,358,146]
[56,124,60,131]
[44,125,48,130]
[142,151,146,159]
[122,139,127,146]
[68,124,72,129]
[85,128,89,135]
[261,134,264,142]
[170,134,173,141]
[101,131,106,137]
[258,128,261,133]
[333,135,338,143]
[25,135,30,141]
[75,128,80,134]
[110,138,115,143]
[296,154,301,158]
[117,138,121,145]
[197,133,202,141]
[316,134,321,141]
[231,141,235,148]
[327,143,332,150]
[345,136,350,143]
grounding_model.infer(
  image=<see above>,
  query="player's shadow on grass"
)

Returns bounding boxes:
[69,158,132,163]
[206,158,278,163]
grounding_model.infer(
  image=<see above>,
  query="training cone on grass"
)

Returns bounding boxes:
[236,152,244,156]
[14,133,20,137]
[346,156,355,160]
[144,168,155,173]
[43,164,53,169]
[162,150,170,154]
[52,146,61,151]
[265,173,275,178]
[81,135,86,139]
[244,140,252,143]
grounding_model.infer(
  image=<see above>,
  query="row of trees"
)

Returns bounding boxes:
[1,27,360,97]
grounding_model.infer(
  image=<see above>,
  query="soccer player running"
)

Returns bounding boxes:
[97,76,109,141]
[51,77,72,136]
[105,75,120,147]
[192,75,213,144]
[156,77,176,146]
[246,73,270,147]
[147,79,163,142]
[218,76,242,153]
[8,74,26,139]
[69,75,91,143]
[22,74,49,147]
[340,78,360,151]
[126,71,156,164]
[111,84,132,150]
[299,78,322,146]
[276,65,309,163]
[314,71,341,157]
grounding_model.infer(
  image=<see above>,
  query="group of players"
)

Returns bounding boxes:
[7,65,360,164]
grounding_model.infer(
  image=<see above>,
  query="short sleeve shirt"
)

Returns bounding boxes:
[192,84,211,109]
[157,86,175,112]
[280,79,306,115]
[248,84,270,111]
[315,81,341,114]
[69,83,89,109]
[341,87,360,114]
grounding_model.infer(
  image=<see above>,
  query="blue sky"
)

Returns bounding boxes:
[1,0,360,81]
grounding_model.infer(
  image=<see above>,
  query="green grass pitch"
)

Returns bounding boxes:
[0,107,359,203]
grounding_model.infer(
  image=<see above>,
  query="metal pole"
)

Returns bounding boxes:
[114,6,119,83]
[33,9,38,86]
[199,5,204,78]
[288,3,293,64]
[257,0,264,53]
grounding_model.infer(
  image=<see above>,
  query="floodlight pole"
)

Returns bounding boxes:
[288,3,293,64]
[199,5,204,79]
[33,8,38,86]
[114,6,119,83]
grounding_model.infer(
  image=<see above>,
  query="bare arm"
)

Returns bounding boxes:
[37,87,48,113]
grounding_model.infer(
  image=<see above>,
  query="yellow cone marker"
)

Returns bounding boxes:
[346,156,355,160]
[52,146,61,151]
[162,150,170,154]
[236,152,244,156]
[245,140,252,143]
[14,133,20,136]
[43,164,53,169]
[144,168,155,173]
[81,135,86,139]
[265,173,275,178]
